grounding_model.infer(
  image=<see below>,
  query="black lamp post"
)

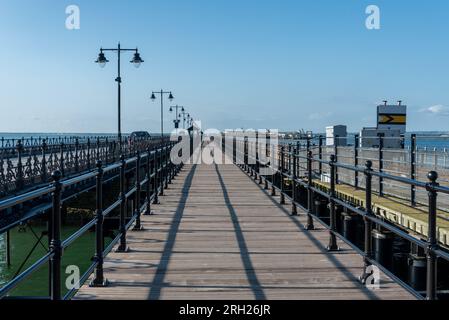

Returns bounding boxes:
[95,43,144,149]
[169,105,185,129]
[151,90,174,139]
[180,108,188,129]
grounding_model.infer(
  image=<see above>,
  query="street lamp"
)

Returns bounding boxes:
[179,108,188,129]
[186,113,191,128]
[169,105,185,129]
[95,43,144,148]
[151,90,174,139]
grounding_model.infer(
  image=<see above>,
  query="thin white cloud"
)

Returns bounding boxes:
[308,111,333,120]
[420,105,449,116]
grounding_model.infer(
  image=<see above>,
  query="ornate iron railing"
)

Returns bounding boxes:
[0,136,167,198]
[0,141,180,300]
[233,134,449,300]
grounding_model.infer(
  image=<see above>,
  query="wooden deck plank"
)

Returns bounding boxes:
[75,164,414,300]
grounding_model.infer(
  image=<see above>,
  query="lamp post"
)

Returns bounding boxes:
[95,43,144,149]
[151,90,174,139]
[170,105,185,129]
[180,108,188,129]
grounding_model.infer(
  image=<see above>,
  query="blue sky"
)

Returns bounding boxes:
[0,0,449,133]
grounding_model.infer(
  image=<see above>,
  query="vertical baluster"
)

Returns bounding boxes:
[16,140,24,190]
[410,134,417,206]
[133,151,144,230]
[50,170,62,300]
[74,138,80,173]
[153,149,160,204]
[327,155,339,251]
[41,139,48,183]
[59,143,65,177]
[426,171,439,300]
[90,161,108,287]
[116,155,128,252]
[354,134,359,188]
[144,148,153,215]
[378,133,384,196]
[280,146,285,204]
[305,150,315,230]
[271,142,276,196]
[291,147,298,216]
[360,161,373,284]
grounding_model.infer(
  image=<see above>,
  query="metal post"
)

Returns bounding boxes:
[334,135,339,183]
[426,171,439,300]
[74,138,80,173]
[378,133,384,196]
[59,143,65,177]
[116,155,128,252]
[305,151,315,230]
[159,146,164,196]
[87,138,91,170]
[16,140,24,190]
[117,43,122,149]
[280,146,285,205]
[144,149,153,215]
[354,134,359,188]
[153,150,160,204]
[327,155,339,251]
[41,139,47,183]
[90,161,108,287]
[271,142,276,196]
[50,170,62,300]
[318,136,323,175]
[360,161,373,284]
[291,148,298,216]
[411,134,417,206]
[133,151,144,231]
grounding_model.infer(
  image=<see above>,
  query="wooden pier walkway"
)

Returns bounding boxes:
[75,164,414,300]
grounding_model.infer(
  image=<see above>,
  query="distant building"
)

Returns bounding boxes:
[326,125,347,146]
[360,101,407,149]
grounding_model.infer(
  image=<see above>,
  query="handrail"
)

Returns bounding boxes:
[233,135,449,300]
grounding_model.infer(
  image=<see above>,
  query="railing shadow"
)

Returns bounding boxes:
[147,165,197,300]
[237,165,381,300]
[214,164,267,300]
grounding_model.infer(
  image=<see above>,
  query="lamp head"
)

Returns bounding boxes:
[130,51,144,68]
[95,51,109,68]
[150,93,156,100]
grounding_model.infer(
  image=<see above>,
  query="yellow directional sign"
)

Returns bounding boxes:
[378,114,406,125]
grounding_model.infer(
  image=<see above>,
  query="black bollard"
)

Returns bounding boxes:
[372,229,393,269]
[408,253,427,292]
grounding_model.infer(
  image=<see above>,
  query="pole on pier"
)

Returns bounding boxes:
[426,171,439,300]
[50,170,62,300]
[153,149,160,204]
[291,148,298,216]
[378,133,384,196]
[360,161,373,284]
[41,139,48,183]
[90,161,108,287]
[133,151,144,231]
[410,134,417,206]
[305,151,315,230]
[144,148,153,215]
[354,134,359,188]
[116,155,129,252]
[280,146,285,205]
[327,155,339,251]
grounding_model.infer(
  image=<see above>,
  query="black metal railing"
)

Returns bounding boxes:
[0,141,181,300]
[0,136,167,197]
[233,135,449,300]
